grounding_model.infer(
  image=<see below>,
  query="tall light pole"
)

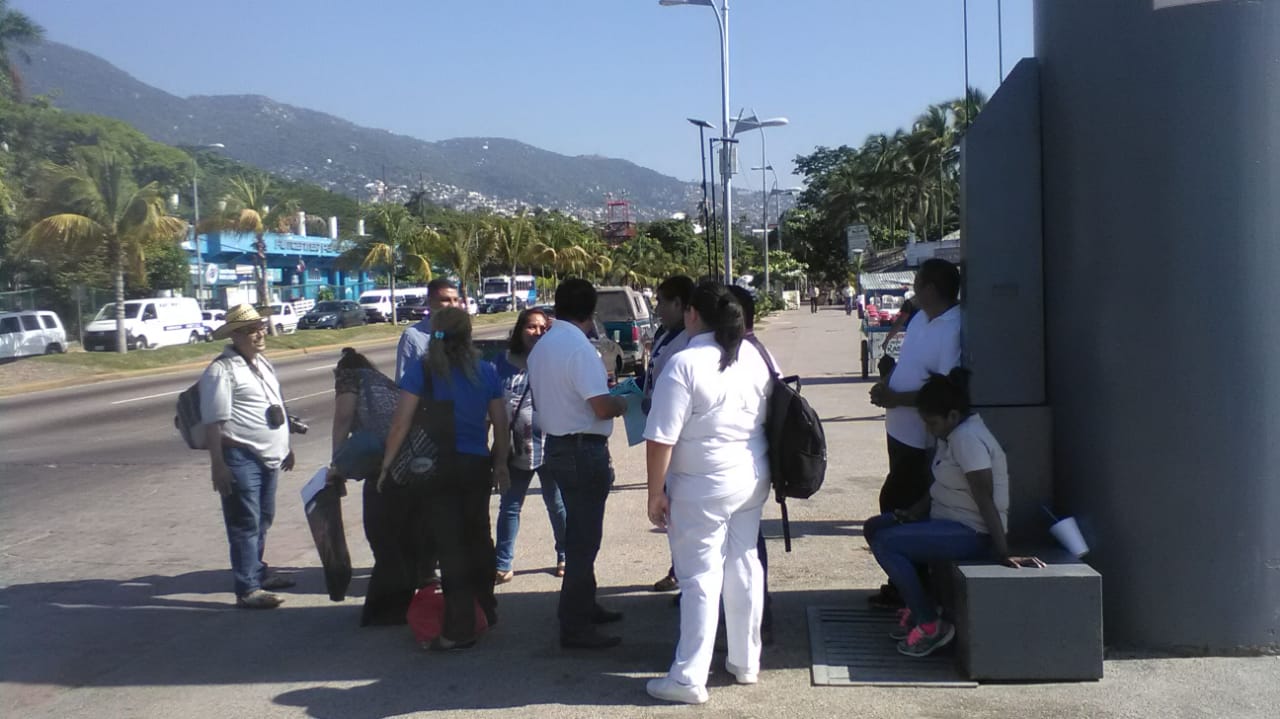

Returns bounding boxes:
[688,118,716,280]
[660,0,733,282]
[175,143,226,309]
[769,186,800,250]
[733,112,788,294]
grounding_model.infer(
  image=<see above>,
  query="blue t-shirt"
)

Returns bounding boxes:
[398,358,502,457]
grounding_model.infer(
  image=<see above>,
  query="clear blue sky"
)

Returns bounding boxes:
[17,0,1033,187]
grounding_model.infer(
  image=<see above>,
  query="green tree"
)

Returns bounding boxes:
[337,203,435,323]
[0,0,44,100]
[491,210,538,306]
[431,221,492,299]
[19,149,185,353]
[215,175,276,332]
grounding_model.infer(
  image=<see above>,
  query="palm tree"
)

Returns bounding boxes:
[492,210,537,307]
[338,204,435,324]
[20,149,185,353]
[432,221,491,300]
[218,175,276,332]
[0,1,44,100]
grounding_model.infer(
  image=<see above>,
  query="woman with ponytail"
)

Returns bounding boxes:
[864,368,1044,659]
[642,281,773,704]
[380,307,509,651]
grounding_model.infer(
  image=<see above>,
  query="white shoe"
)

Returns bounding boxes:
[725,662,759,685]
[646,677,709,705]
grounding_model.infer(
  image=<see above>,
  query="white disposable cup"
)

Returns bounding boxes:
[1050,517,1089,558]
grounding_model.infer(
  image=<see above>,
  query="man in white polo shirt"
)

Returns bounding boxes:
[868,259,962,608]
[527,278,628,649]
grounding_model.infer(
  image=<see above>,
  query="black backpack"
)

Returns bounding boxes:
[746,336,828,552]
[174,356,231,450]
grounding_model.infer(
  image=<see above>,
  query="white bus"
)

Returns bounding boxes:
[480,275,536,313]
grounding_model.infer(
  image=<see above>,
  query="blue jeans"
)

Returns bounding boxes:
[495,466,567,572]
[541,434,613,636]
[865,513,990,624]
[220,447,279,597]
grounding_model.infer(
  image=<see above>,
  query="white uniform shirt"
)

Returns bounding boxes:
[886,305,962,448]
[199,348,291,468]
[930,414,1009,534]
[527,320,613,437]
[644,333,771,501]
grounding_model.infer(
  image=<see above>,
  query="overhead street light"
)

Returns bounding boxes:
[733,112,789,294]
[688,118,717,280]
[769,186,801,252]
[172,143,227,309]
[660,0,735,282]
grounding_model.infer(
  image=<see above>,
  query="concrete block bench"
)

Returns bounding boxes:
[950,556,1103,681]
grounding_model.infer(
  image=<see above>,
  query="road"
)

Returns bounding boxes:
[0,327,505,470]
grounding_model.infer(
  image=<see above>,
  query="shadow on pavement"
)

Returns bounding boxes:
[820,414,886,423]
[765,518,865,540]
[0,565,883,714]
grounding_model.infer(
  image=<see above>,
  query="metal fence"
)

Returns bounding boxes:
[0,286,118,346]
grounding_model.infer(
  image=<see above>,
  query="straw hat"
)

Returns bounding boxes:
[213,303,271,340]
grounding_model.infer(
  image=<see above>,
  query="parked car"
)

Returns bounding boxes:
[400,296,429,323]
[483,295,518,314]
[0,310,68,360]
[268,303,300,334]
[84,296,203,351]
[359,287,430,323]
[529,303,625,381]
[201,310,226,341]
[594,286,654,376]
[299,300,366,329]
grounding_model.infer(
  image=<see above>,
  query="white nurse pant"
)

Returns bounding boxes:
[665,481,767,688]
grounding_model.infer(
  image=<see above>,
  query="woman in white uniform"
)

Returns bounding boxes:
[642,281,773,705]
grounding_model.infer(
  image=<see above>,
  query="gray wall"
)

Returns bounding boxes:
[1036,0,1280,651]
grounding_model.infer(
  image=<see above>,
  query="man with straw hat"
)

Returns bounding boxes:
[200,304,297,608]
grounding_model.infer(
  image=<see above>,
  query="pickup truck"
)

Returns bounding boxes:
[268,302,301,334]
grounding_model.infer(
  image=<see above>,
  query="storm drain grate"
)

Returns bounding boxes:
[807,606,977,687]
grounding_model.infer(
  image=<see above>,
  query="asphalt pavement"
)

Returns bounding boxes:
[0,307,1276,719]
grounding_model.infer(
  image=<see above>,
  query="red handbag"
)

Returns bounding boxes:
[406,585,489,644]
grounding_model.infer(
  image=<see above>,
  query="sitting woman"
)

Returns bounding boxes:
[864,369,1044,658]
[492,307,567,584]
[329,347,422,627]
[380,307,509,650]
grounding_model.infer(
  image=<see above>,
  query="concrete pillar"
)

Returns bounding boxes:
[1036,0,1280,651]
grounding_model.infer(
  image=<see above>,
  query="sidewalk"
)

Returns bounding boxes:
[1,306,1276,718]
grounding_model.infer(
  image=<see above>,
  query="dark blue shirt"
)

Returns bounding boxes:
[398,359,502,457]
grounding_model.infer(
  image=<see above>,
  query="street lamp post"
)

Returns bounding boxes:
[769,186,800,251]
[688,118,716,280]
[660,0,734,283]
[183,143,225,309]
[733,112,788,294]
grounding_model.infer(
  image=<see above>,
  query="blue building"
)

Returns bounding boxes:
[184,230,378,307]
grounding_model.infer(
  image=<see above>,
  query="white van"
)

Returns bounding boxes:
[0,310,68,359]
[84,297,204,351]
[359,287,428,324]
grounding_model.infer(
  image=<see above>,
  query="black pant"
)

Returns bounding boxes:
[427,454,498,641]
[809,297,819,313]
[879,435,931,513]
[542,434,613,637]
[361,478,433,626]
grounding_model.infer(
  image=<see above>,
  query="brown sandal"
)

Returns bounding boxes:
[554,562,566,578]
[494,570,514,585]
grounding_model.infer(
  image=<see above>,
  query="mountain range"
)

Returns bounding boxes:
[21,40,738,221]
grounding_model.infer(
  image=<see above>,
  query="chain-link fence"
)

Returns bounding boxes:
[0,286,117,346]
